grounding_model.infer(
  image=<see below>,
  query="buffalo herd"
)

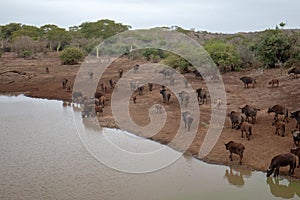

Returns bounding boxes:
[227,72,300,178]
[68,63,300,178]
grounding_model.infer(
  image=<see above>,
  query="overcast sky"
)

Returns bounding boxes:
[1,0,299,33]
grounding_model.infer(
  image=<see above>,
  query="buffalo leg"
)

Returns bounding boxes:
[239,153,243,164]
[229,153,233,161]
[289,164,295,174]
[274,167,280,177]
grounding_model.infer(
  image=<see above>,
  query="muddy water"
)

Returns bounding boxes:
[0,95,299,200]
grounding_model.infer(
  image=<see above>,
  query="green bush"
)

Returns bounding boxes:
[204,39,241,72]
[163,54,191,73]
[21,50,32,58]
[285,58,300,68]
[60,47,84,65]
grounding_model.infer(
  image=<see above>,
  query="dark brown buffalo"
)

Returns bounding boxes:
[272,119,286,137]
[290,110,300,129]
[196,88,207,104]
[239,105,260,124]
[292,130,300,146]
[267,104,289,123]
[269,79,279,87]
[237,121,252,140]
[290,147,300,167]
[62,78,68,89]
[228,111,244,129]
[224,141,245,164]
[266,153,297,177]
[240,76,256,88]
[288,67,300,78]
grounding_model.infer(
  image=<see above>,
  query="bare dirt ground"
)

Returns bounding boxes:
[1,52,300,179]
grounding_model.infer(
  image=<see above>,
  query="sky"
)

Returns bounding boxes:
[0,0,299,33]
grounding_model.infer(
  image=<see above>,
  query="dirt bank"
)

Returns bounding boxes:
[1,52,300,179]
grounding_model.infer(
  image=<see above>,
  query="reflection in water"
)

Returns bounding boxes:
[1,95,300,200]
[224,166,252,188]
[64,101,102,131]
[267,178,300,199]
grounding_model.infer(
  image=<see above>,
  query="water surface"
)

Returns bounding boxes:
[0,95,299,200]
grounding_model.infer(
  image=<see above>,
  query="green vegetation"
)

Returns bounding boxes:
[204,39,241,72]
[59,47,84,65]
[252,28,291,68]
[163,54,191,73]
[0,21,299,72]
[0,20,131,58]
[140,48,167,61]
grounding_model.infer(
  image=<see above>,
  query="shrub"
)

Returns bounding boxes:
[204,39,241,72]
[163,54,191,73]
[21,50,32,58]
[60,47,84,65]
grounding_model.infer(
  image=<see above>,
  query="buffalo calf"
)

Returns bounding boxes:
[224,141,245,164]
[272,119,286,137]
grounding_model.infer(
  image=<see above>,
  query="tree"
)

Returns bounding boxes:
[204,39,241,72]
[41,24,71,51]
[11,36,35,57]
[68,26,89,52]
[226,34,256,68]
[0,23,22,51]
[163,54,191,73]
[279,22,286,29]
[252,28,291,68]
[12,25,43,40]
[79,19,131,39]
[1,23,22,41]
[60,47,84,65]
[140,48,166,61]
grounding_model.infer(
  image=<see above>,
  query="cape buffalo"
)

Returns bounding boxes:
[160,87,171,104]
[182,111,193,131]
[290,147,300,167]
[237,121,252,140]
[292,130,300,146]
[224,141,245,165]
[196,88,207,104]
[272,119,286,137]
[240,76,256,88]
[228,111,244,129]
[239,105,260,124]
[266,153,297,177]
[269,79,279,87]
[290,110,300,129]
[267,104,289,123]
[288,67,300,78]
